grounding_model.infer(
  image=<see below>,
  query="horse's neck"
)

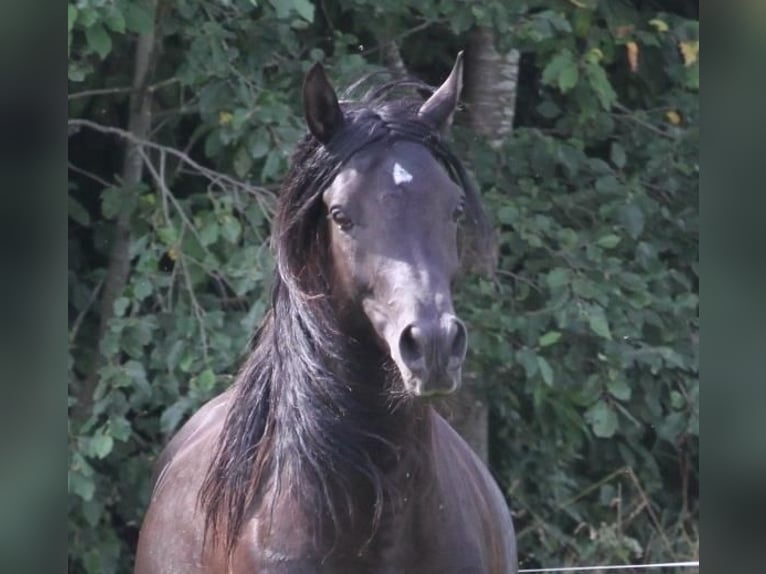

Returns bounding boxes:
[268,336,435,521]
[266,407,435,559]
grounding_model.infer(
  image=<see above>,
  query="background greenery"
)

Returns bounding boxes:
[67,0,698,572]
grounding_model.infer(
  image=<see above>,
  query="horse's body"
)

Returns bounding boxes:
[135,392,515,573]
[135,53,517,573]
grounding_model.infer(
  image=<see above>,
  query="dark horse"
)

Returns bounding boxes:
[135,53,517,573]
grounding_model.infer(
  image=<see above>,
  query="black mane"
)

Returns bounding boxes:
[198,75,493,557]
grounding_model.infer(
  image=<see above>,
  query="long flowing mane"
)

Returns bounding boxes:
[198,74,493,557]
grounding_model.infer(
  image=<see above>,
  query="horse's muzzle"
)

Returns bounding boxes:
[396,314,467,396]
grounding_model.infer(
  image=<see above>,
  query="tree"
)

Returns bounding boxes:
[444,26,521,464]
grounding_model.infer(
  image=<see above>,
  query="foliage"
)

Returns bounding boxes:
[452,3,698,566]
[68,0,698,571]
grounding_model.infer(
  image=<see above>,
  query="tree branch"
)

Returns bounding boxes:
[67,118,275,210]
[75,0,160,421]
[68,86,134,100]
[68,161,113,189]
[69,279,104,344]
[612,102,677,140]
[360,20,437,57]
[67,77,180,100]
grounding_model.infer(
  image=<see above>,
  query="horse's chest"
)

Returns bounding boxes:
[239,504,488,574]
[357,503,489,574]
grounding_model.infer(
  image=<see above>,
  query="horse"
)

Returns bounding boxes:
[134,52,518,574]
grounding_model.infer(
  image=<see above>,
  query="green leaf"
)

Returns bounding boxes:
[596,234,621,249]
[546,267,570,289]
[85,24,112,59]
[538,356,554,385]
[233,146,253,178]
[610,142,626,168]
[595,175,621,194]
[261,151,281,181]
[656,412,686,442]
[587,305,612,339]
[67,62,86,82]
[269,0,291,18]
[160,398,192,434]
[221,215,242,244]
[125,3,155,34]
[542,49,579,93]
[685,62,699,90]
[558,64,579,92]
[124,359,147,384]
[108,416,132,442]
[204,131,223,158]
[81,498,103,527]
[231,108,251,130]
[77,7,98,27]
[497,205,519,225]
[248,131,270,159]
[90,433,114,459]
[69,196,91,226]
[113,297,130,317]
[649,18,669,33]
[157,225,177,245]
[572,278,603,301]
[194,368,216,393]
[198,220,219,246]
[269,0,314,21]
[292,0,315,22]
[68,5,78,33]
[539,331,562,347]
[445,6,472,33]
[586,400,619,438]
[104,9,126,34]
[69,472,95,501]
[619,204,645,239]
[516,348,539,379]
[101,186,136,219]
[536,100,561,119]
[585,61,617,110]
[670,390,684,409]
[607,378,632,401]
[541,50,567,85]
[133,277,153,300]
[101,188,119,219]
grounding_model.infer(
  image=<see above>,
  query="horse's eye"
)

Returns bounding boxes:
[330,207,354,231]
[452,203,465,222]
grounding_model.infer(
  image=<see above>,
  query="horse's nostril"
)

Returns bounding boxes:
[448,319,468,362]
[398,318,466,376]
[399,324,425,368]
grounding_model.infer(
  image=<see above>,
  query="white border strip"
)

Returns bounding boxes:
[519,561,700,573]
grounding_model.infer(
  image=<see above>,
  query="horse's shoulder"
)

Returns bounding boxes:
[430,410,518,572]
[136,392,233,574]
[150,390,232,494]
[430,411,485,468]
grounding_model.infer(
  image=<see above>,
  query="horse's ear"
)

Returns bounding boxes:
[418,51,464,132]
[303,62,345,144]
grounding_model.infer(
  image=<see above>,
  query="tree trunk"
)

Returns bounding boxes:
[442,372,489,463]
[446,27,520,464]
[464,27,520,147]
[381,41,407,78]
[75,0,159,420]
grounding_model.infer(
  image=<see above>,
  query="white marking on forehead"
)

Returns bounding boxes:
[392,162,413,185]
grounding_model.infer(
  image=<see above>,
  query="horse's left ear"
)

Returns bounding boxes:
[303,62,345,144]
[418,51,464,132]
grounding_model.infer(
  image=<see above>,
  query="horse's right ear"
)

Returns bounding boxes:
[303,63,345,144]
[418,51,464,133]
